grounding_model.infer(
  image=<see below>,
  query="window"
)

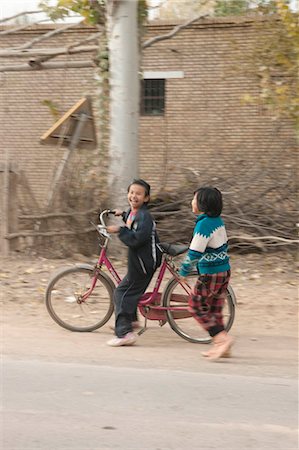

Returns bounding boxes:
[141,79,165,116]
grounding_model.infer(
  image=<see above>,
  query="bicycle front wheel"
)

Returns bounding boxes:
[163,274,236,344]
[45,266,115,332]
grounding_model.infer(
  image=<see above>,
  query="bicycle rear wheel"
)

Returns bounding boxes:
[45,266,115,332]
[163,274,236,344]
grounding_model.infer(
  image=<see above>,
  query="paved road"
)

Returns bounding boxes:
[2,358,298,450]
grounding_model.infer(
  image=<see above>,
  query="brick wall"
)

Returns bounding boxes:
[0,18,296,209]
[139,18,296,193]
[0,25,99,209]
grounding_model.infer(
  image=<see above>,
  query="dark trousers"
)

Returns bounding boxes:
[114,273,153,338]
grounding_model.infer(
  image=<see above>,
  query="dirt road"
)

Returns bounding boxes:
[1,252,298,377]
[1,252,298,450]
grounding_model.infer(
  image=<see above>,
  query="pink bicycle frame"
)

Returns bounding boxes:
[81,241,192,322]
[78,244,121,302]
[80,215,193,322]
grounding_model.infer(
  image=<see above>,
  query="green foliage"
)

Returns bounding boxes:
[249,2,299,129]
[41,99,60,120]
[39,0,148,25]
[157,0,215,20]
[39,0,106,24]
[214,0,282,16]
[214,0,251,16]
[214,0,298,130]
[138,0,149,26]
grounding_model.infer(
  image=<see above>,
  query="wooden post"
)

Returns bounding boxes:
[0,161,18,255]
[9,169,19,251]
[1,160,10,255]
[46,112,88,209]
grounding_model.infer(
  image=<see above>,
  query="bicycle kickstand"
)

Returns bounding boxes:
[137,316,148,336]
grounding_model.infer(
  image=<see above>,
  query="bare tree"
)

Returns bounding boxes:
[0,1,211,211]
[1,1,296,254]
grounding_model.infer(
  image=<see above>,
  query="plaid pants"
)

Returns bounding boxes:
[189,270,231,337]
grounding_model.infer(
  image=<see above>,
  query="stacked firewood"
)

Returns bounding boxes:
[150,172,298,253]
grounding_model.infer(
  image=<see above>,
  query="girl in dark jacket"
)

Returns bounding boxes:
[107,179,161,346]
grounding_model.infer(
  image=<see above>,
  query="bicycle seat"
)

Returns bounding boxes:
[158,242,188,256]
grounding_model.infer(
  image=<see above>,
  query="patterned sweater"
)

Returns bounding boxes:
[179,214,230,276]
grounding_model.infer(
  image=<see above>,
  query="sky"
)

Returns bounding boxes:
[0,0,162,21]
[1,0,48,20]
[0,0,298,21]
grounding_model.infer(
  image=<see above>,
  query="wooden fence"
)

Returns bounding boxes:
[0,162,18,255]
[1,164,99,256]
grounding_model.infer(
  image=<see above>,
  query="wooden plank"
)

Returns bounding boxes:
[40,97,86,142]
[40,96,97,150]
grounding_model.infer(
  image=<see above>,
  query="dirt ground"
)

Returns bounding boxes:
[1,251,298,377]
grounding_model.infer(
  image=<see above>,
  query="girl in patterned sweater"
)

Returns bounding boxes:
[179,187,233,360]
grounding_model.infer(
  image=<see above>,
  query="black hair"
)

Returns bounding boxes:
[128,179,151,203]
[195,187,223,217]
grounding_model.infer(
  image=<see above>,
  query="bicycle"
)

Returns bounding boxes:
[45,210,236,344]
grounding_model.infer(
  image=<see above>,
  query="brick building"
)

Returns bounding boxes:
[0,17,296,209]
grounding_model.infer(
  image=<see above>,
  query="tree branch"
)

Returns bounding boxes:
[0,11,211,72]
[0,31,101,58]
[68,29,102,49]
[0,23,102,71]
[0,60,95,72]
[142,13,210,49]
[0,44,99,58]
[11,21,84,51]
[19,208,98,220]
[5,226,96,239]
[33,45,100,65]
[0,19,50,36]
[0,10,42,24]
[229,235,299,244]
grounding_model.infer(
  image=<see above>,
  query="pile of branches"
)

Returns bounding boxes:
[150,170,298,253]
[15,167,297,256]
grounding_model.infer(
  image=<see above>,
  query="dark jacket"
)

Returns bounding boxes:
[118,205,162,279]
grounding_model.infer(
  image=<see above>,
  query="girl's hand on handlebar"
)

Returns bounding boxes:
[107,225,121,234]
[113,209,124,216]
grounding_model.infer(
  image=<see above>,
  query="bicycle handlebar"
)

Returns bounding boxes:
[99,209,116,227]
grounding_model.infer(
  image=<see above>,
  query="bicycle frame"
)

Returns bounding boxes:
[78,245,121,303]
[137,255,193,324]
[80,211,192,323]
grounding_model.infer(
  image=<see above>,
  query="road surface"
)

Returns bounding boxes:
[2,357,298,450]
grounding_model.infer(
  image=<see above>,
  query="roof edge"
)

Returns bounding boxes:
[146,13,278,28]
[0,13,279,33]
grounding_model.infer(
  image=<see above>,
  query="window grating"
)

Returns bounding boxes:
[141,79,165,116]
